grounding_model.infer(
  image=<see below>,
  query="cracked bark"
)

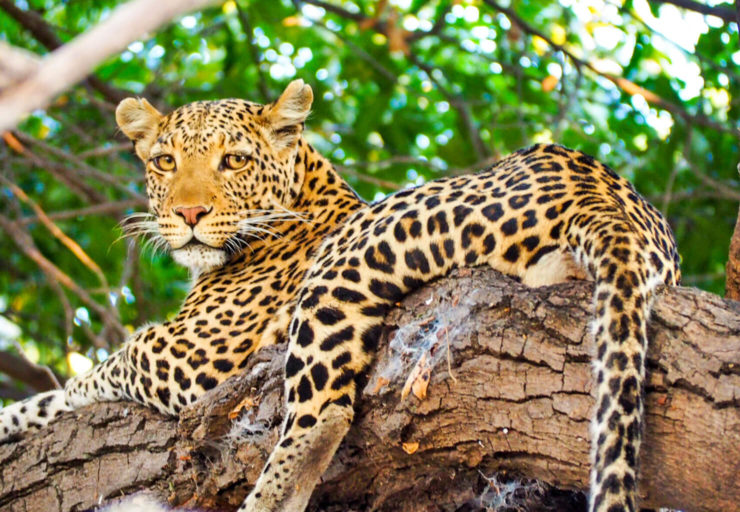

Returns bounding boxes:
[726,205,740,299]
[1,269,738,512]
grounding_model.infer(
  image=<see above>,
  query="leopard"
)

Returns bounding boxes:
[0,79,680,512]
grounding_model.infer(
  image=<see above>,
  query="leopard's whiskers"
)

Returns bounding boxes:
[117,212,170,258]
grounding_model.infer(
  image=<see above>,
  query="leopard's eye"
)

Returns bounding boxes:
[151,155,176,172]
[222,154,250,171]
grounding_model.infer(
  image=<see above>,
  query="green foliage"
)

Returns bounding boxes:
[0,0,737,392]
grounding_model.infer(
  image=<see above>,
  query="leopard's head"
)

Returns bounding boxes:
[116,80,313,274]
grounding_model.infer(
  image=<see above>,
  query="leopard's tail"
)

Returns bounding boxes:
[567,212,678,512]
[0,390,69,440]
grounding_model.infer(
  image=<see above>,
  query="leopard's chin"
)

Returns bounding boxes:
[172,243,228,275]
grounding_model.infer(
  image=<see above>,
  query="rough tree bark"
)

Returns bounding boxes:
[0,269,738,512]
[726,205,740,299]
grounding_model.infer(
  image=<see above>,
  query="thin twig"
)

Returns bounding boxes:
[346,155,444,171]
[450,156,499,176]
[552,58,583,141]
[2,176,109,289]
[13,131,145,199]
[3,135,108,203]
[650,0,736,24]
[647,190,740,203]
[620,1,740,83]
[0,212,127,344]
[681,271,726,285]
[335,165,402,190]
[235,2,270,103]
[47,269,75,345]
[481,0,740,139]
[77,142,132,159]
[660,161,681,214]
[295,1,399,84]
[17,198,147,226]
[680,129,740,201]
[406,52,488,160]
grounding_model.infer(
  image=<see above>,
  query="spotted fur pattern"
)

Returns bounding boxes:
[0,80,679,512]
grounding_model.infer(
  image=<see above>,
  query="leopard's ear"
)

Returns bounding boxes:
[115,97,163,159]
[263,79,313,150]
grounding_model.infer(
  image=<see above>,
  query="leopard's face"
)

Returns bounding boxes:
[116,80,313,274]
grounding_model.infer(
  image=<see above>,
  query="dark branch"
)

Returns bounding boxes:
[406,52,489,160]
[0,350,60,393]
[12,131,146,200]
[650,0,736,24]
[17,198,146,226]
[0,382,33,401]
[234,2,270,103]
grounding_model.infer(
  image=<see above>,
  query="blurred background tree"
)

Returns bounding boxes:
[0,0,737,400]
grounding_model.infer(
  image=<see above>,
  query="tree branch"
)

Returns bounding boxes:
[406,52,489,160]
[12,131,146,200]
[0,213,127,346]
[1,177,109,289]
[234,2,270,103]
[0,41,39,89]
[0,0,64,52]
[3,134,108,204]
[679,129,740,202]
[297,4,399,84]
[482,0,740,140]
[0,350,60,393]
[77,143,133,159]
[0,382,33,402]
[16,198,146,226]
[335,154,500,191]
[1,269,737,512]
[0,0,128,103]
[0,0,219,131]
[335,165,402,190]
[650,0,736,24]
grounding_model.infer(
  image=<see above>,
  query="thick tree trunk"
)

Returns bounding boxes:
[1,269,738,512]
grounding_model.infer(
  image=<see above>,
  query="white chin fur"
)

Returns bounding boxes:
[172,244,228,275]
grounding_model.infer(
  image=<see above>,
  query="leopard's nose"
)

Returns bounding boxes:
[174,205,211,227]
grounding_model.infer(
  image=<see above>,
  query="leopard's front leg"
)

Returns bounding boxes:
[0,389,69,440]
[0,348,130,441]
[239,291,382,512]
[1,323,179,441]
[242,202,477,510]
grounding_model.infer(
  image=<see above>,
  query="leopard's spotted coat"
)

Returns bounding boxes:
[0,80,680,512]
